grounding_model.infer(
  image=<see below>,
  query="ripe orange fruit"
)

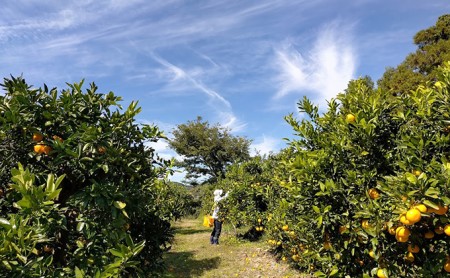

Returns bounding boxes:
[414,204,427,213]
[43,245,53,253]
[444,224,450,236]
[346,114,356,123]
[369,250,375,259]
[43,145,52,155]
[424,231,435,239]
[434,226,444,234]
[34,144,45,154]
[396,226,410,238]
[445,261,450,272]
[405,252,414,262]
[368,188,380,199]
[435,205,448,215]
[405,208,421,223]
[388,226,396,235]
[396,235,409,243]
[399,214,412,225]
[32,133,43,142]
[408,244,420,253]
[377,268,387,278]
[362,219,370,229]
[52,135,63,142]
[339,226,347,234]
[282,225,289,231]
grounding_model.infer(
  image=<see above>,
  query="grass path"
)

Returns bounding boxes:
[158,218,309,278]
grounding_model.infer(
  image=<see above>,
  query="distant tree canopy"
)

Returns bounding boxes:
[169,116,251,184]
[378,14,450,94]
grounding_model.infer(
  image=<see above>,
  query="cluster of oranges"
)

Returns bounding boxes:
[267,239,282,246]
[32,132,57,155]
[33,132,107,155]
[255,218,264,232]
[385,202,450,273]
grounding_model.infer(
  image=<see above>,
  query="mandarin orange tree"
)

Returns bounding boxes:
[264,63,450,277]
[208,154,289,238]
[0,76,178,277]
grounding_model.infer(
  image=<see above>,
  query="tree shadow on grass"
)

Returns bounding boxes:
[172,227,210,236]
[157,251,221,278]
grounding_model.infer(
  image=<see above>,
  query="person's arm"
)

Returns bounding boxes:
[216,192,229,202]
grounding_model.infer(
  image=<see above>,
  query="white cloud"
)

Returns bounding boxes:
[151,54,246,132]
[145,139,184,161]
[251,135,281,156]
[273,21,356,108]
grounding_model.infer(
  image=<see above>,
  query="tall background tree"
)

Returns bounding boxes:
[378,14,450,94]
[169,116,251,184]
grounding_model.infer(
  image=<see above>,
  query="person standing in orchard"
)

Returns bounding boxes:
[210,189,229,245]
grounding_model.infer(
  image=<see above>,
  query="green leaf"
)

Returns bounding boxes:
[0,218,11,230]
[125,234,134,247]
[80,157,94,162]
[16,198,32,209]
[76,222,85,232]
[2,260,12,270]
[442,196,450,205]
[54,174,65,188]
[132,240,146,256]
[405,173,417,184]
[312,206,320,213]
[109,249,124,258]
[423,199,439,210]
[102,164,109,173]
[114,201,126,210]
[16,254,27,264]
[319,182,325,192]
[313,271,326,277]
[317,215,323,228]
[47,189,62,200]
[46,174,55,193]
[424,187,441,198]
[75,266,84,278]
[329,267,339,276]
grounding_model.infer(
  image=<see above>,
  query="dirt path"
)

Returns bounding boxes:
[158,218,307,278]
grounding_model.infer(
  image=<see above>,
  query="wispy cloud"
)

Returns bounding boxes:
[273,21,356,108]
[151,54,246,132]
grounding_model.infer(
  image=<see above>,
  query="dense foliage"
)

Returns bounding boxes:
[202,155,289,239]
[217,63,450,277]
[169,116,251,184]
[0,77,183,277]
[378,14,450,95]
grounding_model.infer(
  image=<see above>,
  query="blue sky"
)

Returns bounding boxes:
[1,1,449,181]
